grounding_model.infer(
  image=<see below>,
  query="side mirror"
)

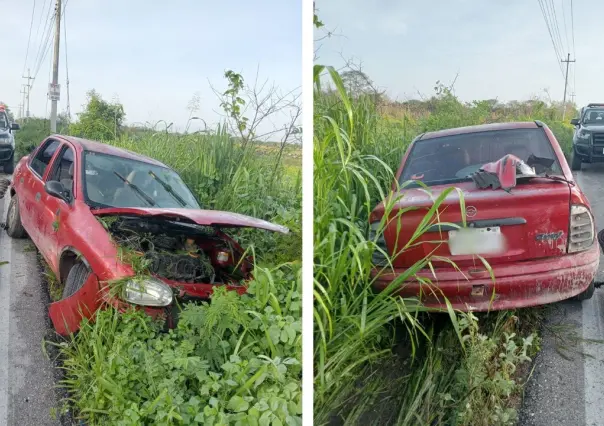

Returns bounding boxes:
[570,118,580,126]
[44,180,69,203]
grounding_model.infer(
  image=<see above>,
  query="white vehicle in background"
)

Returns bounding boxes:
[0,105,20,174]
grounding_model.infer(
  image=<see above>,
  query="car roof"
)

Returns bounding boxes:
[419,122,539,141]
[56,135,169,168]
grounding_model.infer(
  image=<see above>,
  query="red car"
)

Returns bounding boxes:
[370,121,600,311]
[3,135,288,335]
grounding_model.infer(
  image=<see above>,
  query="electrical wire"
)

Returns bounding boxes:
[537,0,565,79]
[22,0,37,77]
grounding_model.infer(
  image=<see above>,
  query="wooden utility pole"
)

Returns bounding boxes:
[562,53,576,120]
[50,0,61,133]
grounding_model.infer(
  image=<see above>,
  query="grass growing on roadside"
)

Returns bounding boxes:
[313,66,541,425]
[56,264,302,425]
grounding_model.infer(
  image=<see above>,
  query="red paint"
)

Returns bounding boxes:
[372,242,599,311]
[91,207,289,234]
[48,272,102,335]
[12,135,284,334]
[371,121,599,310]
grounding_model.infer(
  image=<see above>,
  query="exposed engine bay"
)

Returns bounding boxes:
[99,215,248,284]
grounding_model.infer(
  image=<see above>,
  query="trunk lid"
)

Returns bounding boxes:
[381,179,571,268]
[91,207,289,234]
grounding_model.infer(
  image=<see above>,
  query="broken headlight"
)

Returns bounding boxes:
[568,204,595,253]
[578,130,591,140]
[122,277,173,307]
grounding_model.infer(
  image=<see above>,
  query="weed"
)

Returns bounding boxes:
[57,264,302,425]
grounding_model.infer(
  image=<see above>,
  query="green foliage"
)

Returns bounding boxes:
[221,71,249,135]
[70,90,125,141]
[58,265,302,426]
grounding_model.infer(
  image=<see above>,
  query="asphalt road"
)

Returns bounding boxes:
[0,173,60,426]
[519,163,604,426]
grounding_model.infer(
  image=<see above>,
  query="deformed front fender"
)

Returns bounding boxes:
[48,272,103,336]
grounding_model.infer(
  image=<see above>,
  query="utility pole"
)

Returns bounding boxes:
[19,86,27,119]
[21,69,33,120]
[49,0,61,133]
[17,104,22,119]
[562,53,576,120]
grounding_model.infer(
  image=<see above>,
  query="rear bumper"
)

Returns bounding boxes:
[371,242,600,311]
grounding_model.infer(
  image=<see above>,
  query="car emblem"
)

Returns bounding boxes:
[466,206,477,218]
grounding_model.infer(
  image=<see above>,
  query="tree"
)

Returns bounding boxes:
[69,90,125,141]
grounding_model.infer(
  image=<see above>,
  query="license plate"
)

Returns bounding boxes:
[448,227,505,256]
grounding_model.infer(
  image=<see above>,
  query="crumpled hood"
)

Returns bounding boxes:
[91,207,290,234]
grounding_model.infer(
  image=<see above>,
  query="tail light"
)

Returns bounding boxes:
[568,204,595,253]
[369,221,388,266]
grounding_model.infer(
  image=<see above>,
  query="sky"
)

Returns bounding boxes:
[315,0,596,110]
[4,0,301,134]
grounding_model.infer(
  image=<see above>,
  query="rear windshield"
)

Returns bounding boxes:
[399,128,562,187]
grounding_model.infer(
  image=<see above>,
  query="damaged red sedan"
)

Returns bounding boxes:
[370,121,599,311]
[2,135,288,335]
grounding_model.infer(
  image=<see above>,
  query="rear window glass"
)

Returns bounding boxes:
[399,128,562,187]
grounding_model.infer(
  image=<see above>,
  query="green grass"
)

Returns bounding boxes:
[313,66,545,425]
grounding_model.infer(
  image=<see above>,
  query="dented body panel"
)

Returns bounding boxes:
[371,121,599,310]
[373,242,599,311]
[9,135,287,335]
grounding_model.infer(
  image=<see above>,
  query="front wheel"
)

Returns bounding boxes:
[575,280,595,301]
[571,150,582,171]
[62,262,90,299]
[6,195,26,239]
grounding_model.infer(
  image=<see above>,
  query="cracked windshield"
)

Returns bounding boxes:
[313,1,604,425]
[0,1,301,425]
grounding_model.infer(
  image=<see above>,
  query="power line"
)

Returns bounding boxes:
[22,0,37,77]
[31,0,54,74]
[549,0,566,54]
[537,0,565,78]
[561,0,570,56]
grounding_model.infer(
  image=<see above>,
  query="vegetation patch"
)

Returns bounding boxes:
[313,63,553,425]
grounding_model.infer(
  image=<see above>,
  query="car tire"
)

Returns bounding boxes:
[3,155,14,175]
[575,280,595,301]
[571,151,582,171]
[62,262,90,299]
[6,195,27,239]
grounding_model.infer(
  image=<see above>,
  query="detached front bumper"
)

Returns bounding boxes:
[371,243,600,311]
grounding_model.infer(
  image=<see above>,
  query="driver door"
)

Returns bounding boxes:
[38,144,75,272]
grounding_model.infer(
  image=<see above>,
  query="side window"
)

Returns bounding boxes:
[30,140,60,177]
[49,147,75,199]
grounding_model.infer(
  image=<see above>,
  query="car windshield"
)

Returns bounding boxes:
[82,151,200,209]
[399,128,563,187]
[583,108,604,125]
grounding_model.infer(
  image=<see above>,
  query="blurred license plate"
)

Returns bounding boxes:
[448,227,505,256]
